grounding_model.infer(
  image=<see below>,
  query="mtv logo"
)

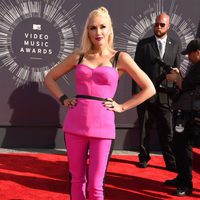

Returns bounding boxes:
[33,24,41,30]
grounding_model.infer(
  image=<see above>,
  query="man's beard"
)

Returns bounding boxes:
[154,30,167,38]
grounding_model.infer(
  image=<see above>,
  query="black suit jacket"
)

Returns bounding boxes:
[171,62,200,111]
[134,35,181,103]
[182,61,200,91]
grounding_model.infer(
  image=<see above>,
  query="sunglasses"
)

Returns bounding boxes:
[155,23,165,28]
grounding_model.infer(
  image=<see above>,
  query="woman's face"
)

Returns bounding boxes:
[88,15,110,48]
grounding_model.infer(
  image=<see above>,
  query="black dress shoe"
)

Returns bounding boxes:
[138,161,147,168]
[164,178,179,187]
[173,187,193,196]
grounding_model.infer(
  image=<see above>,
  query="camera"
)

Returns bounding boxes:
[153,57,179,99]
[153,57,173,85]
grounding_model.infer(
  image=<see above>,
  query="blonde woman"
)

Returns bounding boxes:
[45,6,155,200]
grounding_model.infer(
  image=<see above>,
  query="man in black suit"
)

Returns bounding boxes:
[134,13,180,171]
[165,38,200,196]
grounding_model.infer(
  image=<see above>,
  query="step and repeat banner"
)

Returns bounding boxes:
[0,0,199,147]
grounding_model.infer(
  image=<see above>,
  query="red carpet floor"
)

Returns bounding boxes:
[0,148,199,200]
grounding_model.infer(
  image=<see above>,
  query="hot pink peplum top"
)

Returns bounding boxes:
[63,64,119,139]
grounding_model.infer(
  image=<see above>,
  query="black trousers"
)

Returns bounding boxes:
[137,101,176,168]
[172,111,194,188]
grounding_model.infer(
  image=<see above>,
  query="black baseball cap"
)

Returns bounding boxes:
[181,38,200,55]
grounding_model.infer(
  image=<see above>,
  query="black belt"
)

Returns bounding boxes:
[76,95,108,101]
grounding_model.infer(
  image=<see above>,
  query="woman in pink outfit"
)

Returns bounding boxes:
[45,6,156,200]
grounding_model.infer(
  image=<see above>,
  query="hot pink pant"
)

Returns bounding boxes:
[65,133,112,200]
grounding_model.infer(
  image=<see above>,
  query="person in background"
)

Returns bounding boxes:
[45,7,155,200]
[165,38,200,196]
[133,13,180,171]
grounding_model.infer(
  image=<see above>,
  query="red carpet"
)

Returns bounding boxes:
[0,149,200,200]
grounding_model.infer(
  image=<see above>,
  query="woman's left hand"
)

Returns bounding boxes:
[103,98,124,113]
[64,97,77,108]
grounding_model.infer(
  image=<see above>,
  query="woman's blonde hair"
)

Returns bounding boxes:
[79,7,114,53]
